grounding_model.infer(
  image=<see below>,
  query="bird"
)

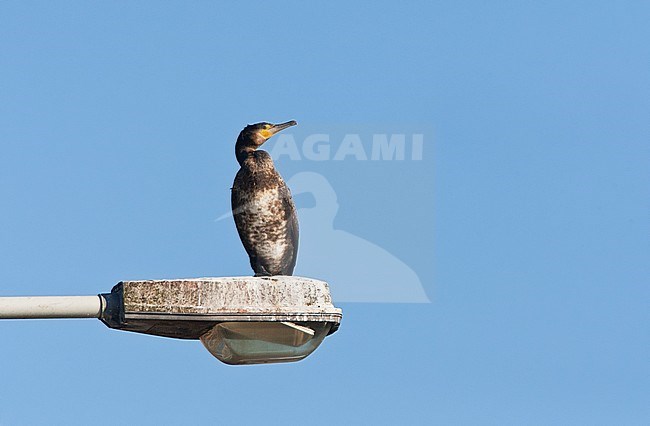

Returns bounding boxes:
[231,120,299,276]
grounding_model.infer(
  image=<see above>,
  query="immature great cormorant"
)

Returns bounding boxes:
[231,120,299,276]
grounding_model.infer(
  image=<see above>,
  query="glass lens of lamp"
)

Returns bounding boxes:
[200,321,331,365]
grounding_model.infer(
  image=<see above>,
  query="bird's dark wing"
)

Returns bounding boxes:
[279,183,299,275]
[231,171,259,267]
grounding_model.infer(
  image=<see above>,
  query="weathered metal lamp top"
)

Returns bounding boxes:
[100,276,342,339]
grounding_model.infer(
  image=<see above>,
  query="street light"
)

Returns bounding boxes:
[0,276,342,365]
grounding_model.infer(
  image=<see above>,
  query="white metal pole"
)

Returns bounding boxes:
[0,296,102,319]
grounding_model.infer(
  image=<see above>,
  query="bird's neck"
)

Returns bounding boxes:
[236,134,266,165]
[236,145,256,165]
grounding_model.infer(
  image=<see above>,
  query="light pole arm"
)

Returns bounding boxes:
[0,296,102,319]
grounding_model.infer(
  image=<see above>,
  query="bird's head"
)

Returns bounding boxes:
[236,120,297,164]
[239,121,297,147]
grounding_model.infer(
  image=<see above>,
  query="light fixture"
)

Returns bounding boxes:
[0,276,342,365]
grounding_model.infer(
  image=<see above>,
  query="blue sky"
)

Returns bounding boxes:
[0,1,648,424]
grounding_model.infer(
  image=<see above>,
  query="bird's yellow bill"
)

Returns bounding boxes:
[261,120,297,139]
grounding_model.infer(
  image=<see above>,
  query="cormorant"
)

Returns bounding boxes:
[231,120,299,276]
